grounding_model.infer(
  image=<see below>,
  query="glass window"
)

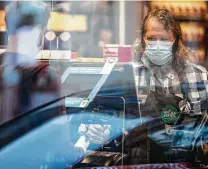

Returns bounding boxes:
[0,1,208,169]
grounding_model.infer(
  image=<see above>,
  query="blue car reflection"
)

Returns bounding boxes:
[0,98,154,169]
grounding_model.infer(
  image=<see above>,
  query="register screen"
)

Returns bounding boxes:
[62,64,104,108]
[63,74,102,98]
[62,63,138,108]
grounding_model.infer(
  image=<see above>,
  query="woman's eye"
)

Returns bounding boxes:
[161,38,169,41]
[147,37,157,41]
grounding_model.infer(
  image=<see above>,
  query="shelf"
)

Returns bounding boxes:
[0,28,5,32]
[176,16,205,23]
[39,57,104,63]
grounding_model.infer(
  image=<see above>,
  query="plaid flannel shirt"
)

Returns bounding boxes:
[132,60,208,113]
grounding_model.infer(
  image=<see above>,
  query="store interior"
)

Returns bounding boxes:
[0,1,208,168]
[0,1,207,67]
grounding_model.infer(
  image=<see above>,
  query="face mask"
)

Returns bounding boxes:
[144,40,174,66]
[6,26,42,67]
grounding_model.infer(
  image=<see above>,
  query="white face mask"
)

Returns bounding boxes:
[6,26,42,67]
[144,40,174,66]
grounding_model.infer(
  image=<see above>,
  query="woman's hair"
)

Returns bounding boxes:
[133,8,188,71]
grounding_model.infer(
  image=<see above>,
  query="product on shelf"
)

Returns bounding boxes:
[0,10,5,32]
[180,22,204,42]
[151,1,206,18]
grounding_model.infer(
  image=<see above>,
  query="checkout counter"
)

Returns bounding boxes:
[0,46,207,167]
[33,48,208,167]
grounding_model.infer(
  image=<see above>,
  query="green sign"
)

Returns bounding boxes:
[160,105,180,124]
